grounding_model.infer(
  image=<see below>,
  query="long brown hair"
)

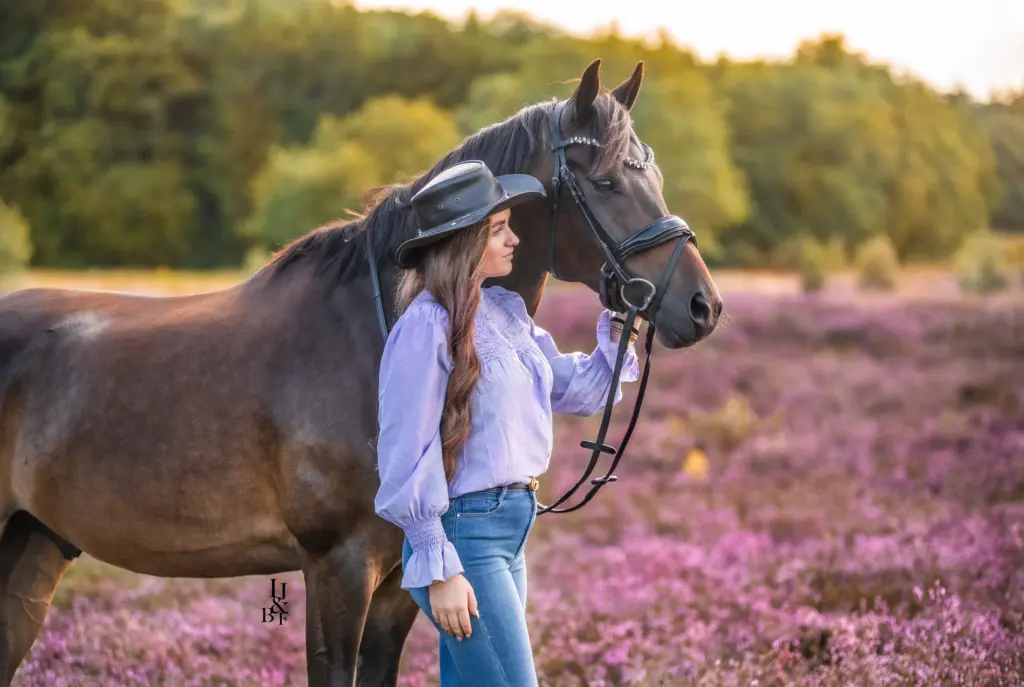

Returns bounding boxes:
[395,219,490,481]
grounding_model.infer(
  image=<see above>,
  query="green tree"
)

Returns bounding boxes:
[457,72,543,135]
[973,94,1024,232]
[854,234,900,290]
[953,230,1012,293]
[241,140,382,251]
[360,9,512,111]
[794,233,845,293]
[0,197,32,286]
[319,95,462,183]
[455,38,601,135]
[719,62,898,264]
[0,0,211,267]
[630,70,750,258]
[241,95,461,251]
[884,81,1001,259]
[718,36,1001,264]
[2,7,1010,271]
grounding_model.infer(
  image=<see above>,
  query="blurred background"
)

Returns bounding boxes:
[1,0,1022,293]
[2,2,1023,686]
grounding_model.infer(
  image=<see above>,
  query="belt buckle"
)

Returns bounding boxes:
[528,477,540,491]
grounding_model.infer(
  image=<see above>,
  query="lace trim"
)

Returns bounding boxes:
[475,290,538,364]
[411,287,541,367]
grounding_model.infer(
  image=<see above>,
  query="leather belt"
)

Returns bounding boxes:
[509,477,540,491]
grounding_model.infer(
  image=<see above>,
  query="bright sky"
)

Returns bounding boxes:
[352,0,1023,100]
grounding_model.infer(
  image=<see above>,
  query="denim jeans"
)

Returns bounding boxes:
[402,485,539,687]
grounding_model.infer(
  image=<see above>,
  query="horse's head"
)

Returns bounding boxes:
[525,59,722,349]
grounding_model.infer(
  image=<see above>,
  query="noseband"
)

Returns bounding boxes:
[535,100,695,514]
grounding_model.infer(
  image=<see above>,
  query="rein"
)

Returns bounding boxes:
[535,101,694,514]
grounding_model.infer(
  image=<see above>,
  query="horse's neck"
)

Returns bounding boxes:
[499,202,557,316]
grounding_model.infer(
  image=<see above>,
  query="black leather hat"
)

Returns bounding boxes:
[396,160,546,268]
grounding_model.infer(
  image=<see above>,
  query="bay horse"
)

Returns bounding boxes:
[0,59,721,686]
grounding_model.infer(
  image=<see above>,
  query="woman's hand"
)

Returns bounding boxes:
[429,573,479,640]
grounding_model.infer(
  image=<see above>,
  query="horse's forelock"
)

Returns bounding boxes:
[589,93,636,177]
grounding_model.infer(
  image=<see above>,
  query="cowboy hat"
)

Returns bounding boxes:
[396,160,546,268]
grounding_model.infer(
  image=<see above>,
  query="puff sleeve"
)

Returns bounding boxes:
[374,303,464,589]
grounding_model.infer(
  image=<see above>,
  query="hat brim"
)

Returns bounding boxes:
[395,174,546,269]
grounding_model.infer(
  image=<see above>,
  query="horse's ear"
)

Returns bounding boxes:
[571,58,602,119]
[612,61,644,110]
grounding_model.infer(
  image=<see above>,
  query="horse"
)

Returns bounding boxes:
[0,59,721,686]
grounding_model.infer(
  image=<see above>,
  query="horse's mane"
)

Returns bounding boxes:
[260,91,635,286]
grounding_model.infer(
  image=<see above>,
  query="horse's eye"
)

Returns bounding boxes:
[593,179,614,192]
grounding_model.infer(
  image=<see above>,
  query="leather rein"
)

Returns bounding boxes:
[535,100,694,514]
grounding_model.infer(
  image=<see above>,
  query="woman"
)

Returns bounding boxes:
[374,160,640,686]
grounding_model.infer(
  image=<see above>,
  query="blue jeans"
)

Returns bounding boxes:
[402,485,539,687]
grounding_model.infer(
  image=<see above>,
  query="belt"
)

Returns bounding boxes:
[508,477,540,491]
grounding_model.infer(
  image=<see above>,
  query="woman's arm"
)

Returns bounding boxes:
[529,310,640,416]
[373,303,464,590]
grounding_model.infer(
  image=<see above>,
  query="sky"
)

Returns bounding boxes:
[351,0,1023,100]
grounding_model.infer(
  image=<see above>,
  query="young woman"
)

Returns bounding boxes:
[374,160,640,686]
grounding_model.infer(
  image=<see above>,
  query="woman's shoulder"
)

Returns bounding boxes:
[386,290,450,347]
[396,289,450,328]
[383,290,452,368]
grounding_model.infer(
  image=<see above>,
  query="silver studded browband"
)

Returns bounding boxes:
[561,136,655,171]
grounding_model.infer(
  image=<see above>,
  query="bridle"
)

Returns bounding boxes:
[535,99,695,514]
[545,100,695,317]
[365,98,697,515]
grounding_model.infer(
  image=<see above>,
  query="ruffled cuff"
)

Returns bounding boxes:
[401,517,464,590]
[596,311,640,383]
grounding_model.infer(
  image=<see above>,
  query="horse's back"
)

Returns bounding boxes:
[0,285,227,410]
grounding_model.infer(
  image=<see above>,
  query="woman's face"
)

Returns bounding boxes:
[477,209,519,280]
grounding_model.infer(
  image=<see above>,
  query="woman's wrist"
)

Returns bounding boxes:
[608,311,639,344]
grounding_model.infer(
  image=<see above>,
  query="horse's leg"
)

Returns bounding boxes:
[355,564,420,687]
[304,560,331,687]
[301,537,376,687]
[0,514,72,686]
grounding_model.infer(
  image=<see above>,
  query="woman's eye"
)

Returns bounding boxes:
[593,179,614,192]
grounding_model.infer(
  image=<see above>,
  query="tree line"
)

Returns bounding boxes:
[1,0,1021,271]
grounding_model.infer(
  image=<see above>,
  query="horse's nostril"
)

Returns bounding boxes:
[714,298,723,318]
[689,291,712,326]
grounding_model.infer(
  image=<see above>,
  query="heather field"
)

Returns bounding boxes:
[10,277,1024,686]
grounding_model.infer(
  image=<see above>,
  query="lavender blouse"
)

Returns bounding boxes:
[374,285,640,589]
